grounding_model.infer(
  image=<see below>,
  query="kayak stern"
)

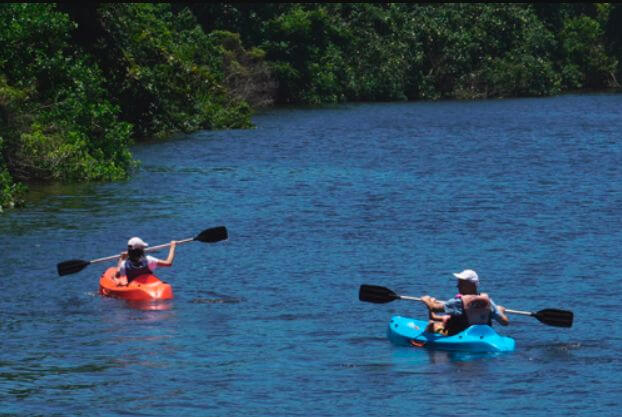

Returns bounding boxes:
[99,267,174,301]
[387,315,515,353]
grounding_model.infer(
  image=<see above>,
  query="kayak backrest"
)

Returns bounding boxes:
[461,294,492,325]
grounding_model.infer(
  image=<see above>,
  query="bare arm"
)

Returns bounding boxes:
[495,305,510,326]
[421,295,445,312]
[115,252,128,278]
[156,241,177,267]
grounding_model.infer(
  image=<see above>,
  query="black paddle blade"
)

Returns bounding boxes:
[194,226,228,243]
[359,284,399,304]
[57,259,90,276]
[534,309,574,328]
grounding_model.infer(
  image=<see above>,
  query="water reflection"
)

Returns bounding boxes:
[100,298,175,324]
[124,300,173,311]
[391,345,509,365]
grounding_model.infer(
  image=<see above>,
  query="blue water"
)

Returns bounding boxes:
[1,95,622,416]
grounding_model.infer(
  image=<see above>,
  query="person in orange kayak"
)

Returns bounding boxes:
[420,269,509,335]
[114,237,177,285]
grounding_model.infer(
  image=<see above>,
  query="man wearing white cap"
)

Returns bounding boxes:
[420,269,509,335]
[114,237,178,285]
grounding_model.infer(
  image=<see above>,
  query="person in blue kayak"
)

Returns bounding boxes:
[420,269,509,335]
[114,237,177,285]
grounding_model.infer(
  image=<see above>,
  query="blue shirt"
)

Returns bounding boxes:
[443,296,504,324]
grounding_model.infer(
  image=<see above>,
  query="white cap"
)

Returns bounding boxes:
[128,237,148,249]
[453,269,479,285]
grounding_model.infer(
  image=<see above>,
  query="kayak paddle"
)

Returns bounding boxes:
[359,284,573,328]
[502,308,574,328]
[358,284,423,303]
[57,226,228,276]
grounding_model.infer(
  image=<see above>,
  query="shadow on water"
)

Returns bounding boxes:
[189,291,243,304]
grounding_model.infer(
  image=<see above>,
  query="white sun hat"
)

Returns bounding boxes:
[127,237,149,249]
[452,269,479,284]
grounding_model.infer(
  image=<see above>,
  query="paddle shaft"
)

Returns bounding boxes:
[57,226,228,276]
[358,284,572,327]
[403,298,536,318]
[406,299,569,325]
[399,295,422,302]
[398,296,529,317]
[87,238,194,266]
[504,308,535,317]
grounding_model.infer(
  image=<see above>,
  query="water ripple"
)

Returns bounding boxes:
[2,96,622,416]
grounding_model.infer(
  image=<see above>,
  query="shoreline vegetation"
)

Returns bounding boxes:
[1,3,621,210]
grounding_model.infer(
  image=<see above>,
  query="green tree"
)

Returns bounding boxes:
[605,3,622,86]
[401,4,560,99]
[260,5,348,103]
[560,12,617,89]
[93,3,252,138]
[0,4,134,208]
[209,30,276,108]
[329,3,412,101]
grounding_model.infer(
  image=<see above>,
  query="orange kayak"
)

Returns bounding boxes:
[98,267,174,301]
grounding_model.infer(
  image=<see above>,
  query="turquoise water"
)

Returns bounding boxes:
[1,95,621,416]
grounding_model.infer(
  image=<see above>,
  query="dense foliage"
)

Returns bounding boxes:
[78,4,254,138]
[1,3,621,209]
[0,4,134,210]
[184,3,621,103]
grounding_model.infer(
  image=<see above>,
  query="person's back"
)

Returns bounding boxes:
[114,237,177,286]
[461,293,492,325]
[421,269,509,335]
[123,250,157,281]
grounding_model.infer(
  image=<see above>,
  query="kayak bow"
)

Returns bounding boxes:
[98,267,173,301]
[387,315,515,353]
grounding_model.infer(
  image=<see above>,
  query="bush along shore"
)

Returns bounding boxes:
[1,3,621,209]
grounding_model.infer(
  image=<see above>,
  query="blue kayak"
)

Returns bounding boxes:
[387,315,515,353]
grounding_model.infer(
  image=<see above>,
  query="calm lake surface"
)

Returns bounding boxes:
[1,95,621,416]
